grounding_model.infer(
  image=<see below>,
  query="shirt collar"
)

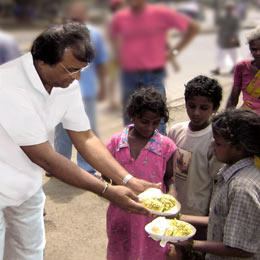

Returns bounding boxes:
[22,53,50,98]
[118,124,163,156]
[219,157,254,182]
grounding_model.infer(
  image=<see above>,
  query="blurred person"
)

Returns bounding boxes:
[0,4,21,65]
[177,0,203,20]
[106,0,126,110]
[53,1,108,177]
[106,87,177,260]
[109,0,200,135]
[109,0,125,14]
[211,1,240,75]
[226,25,260,115]
[0,22,160,260]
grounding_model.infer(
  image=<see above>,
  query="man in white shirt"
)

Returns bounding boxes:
[0,23,158,260]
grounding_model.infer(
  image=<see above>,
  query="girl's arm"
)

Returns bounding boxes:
[164,154,177,197]
[175,240,254,258]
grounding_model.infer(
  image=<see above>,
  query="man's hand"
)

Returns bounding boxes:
[126,177,162,194]
[103,184,152,215]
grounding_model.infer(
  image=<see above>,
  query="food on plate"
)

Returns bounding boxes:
[140,190,177,213]
[164,218,193,237]
[145,217,196,247]
[150,217,170,235]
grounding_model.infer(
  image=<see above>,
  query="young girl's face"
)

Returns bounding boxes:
[212,134,245,164]
[186,95,216,131]
[132,110,161,138]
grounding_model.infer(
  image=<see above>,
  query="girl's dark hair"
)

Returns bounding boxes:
[126,87,169,122]
[31,22,95,65]
[212,109,260,156]
[184,75,222,110]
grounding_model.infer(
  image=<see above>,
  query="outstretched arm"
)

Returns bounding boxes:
[20,140,152,215]
[174,215,254,258]
[68,129,161,193]
[175,240,254,258]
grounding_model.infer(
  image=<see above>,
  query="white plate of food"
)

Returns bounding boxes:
[145,216,196,247]
[138,188,181,216]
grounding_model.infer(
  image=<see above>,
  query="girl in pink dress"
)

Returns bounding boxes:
[106,87,177,260]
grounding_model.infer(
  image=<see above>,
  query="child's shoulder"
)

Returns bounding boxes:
[168,121,189,135]
[106,131,124,146]
[157,132,177,151]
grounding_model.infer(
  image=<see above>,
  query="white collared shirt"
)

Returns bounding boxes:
[0,53,90,206]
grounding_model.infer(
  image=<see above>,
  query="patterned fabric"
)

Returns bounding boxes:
[106,125,177,260]
[206,158,260,260]
[233,59,260,114]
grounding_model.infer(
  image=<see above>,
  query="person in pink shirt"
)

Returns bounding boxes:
[226,25,260,115]
[105,87,177,260]
[110,0,200,135]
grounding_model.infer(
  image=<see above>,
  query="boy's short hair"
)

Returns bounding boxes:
[184,75,222,110]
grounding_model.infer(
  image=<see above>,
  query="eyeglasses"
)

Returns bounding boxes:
[60,62,90,77]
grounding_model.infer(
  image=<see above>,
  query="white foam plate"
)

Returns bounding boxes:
[145,217,196,247]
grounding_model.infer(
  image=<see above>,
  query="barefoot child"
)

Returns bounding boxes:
[106,87,177,260]
[175,109,260,259]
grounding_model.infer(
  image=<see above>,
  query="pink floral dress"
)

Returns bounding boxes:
[106,125,177,260]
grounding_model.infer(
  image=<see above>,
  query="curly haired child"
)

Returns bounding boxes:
[106,87,177,260]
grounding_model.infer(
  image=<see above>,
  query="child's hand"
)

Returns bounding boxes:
[167,244,183,260]
[171,238,194,250]
[126,177,162,194]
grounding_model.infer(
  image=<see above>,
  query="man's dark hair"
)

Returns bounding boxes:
[184,75,223,110]
[126,86,169,122]
[31,22,95,65]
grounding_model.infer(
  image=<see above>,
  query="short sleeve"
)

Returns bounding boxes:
[61,86,90,131]
[159,5,190,32]
[224,182,260,253]
[0,87,48,146]
[162,135,177,162]
[106,133,121,157]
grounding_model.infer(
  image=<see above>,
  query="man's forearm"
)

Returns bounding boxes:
[21,141,108,195]
[69,130,129,185]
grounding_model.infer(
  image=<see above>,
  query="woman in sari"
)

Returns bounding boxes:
[226,25,260,115]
